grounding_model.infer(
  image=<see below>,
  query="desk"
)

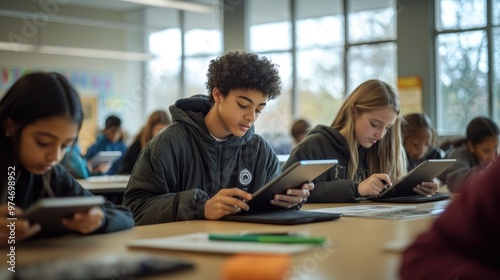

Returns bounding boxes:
[77,175,129,194]
[4,200,450,279]
[77,175,129,205]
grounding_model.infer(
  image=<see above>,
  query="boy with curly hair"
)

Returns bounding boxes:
[124,52,313,224]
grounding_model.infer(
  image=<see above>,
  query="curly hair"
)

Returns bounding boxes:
[205,51,282,103]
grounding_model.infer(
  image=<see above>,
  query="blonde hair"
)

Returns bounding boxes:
[332,79,407,180]
[134,110,171,149]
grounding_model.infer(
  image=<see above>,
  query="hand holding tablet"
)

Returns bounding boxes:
[21,196,106,235]
[248,159,338,212]
[376,159,456,198]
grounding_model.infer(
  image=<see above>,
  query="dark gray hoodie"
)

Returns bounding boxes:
[283,125,369,202]
[123,95,281,225]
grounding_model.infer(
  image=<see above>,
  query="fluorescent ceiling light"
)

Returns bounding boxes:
[0,42,154,61]
[118,0,214,13]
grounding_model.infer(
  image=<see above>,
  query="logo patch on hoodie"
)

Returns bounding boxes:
[239,168,252,187]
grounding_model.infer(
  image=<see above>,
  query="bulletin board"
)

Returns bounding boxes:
[398,76,423,115]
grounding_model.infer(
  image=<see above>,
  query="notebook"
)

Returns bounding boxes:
[220,210,341,225]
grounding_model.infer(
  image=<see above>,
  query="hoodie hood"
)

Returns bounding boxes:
[308,125,351,158]
[169,94,255,147]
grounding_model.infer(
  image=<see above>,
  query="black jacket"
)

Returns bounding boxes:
[12,164,134,238]
[283,125,369,203]
[119,139,142,174]
[406,146,445,171]
[123,95,281,225]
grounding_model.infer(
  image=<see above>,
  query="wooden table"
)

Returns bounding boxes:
[2,200,451,279]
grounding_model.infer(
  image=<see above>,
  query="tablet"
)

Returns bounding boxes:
[16,253,193,279]
[247,159,337,212]
[22,196,106,234]
[89,151,122,168]
[377,159,457,198]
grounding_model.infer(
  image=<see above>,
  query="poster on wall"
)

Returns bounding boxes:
[398,76,423,115]
[1,66,113,93]
[1,66,114,153]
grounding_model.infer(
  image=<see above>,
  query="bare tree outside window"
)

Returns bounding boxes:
[435,0,499,135]
[437,31,489,134]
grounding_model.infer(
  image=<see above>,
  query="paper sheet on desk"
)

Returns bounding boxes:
[128,232,326,254]
[309,205,445,220]
[86,175,130,183]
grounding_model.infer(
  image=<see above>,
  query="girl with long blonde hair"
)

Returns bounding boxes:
[283,79,439,202]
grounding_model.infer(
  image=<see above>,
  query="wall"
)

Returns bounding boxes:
[397,0,435,122]
[0,1,145,150]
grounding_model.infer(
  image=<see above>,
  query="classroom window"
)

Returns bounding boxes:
[435,0,498,134]
[347,0,397,43]
[247,0,397,149]
[145,7,221,115]
[347,42,397,93]
[247,0,292,148]
[248,0,291,52]
[296,0,344,127]
[494,27,500,125]
[494,0,500,25]
[254,52,293,154]
[145,8,181,115]
[297,48,344,126]
[183,10,222,97]
[184,56,217,97]
[436,0,486,30]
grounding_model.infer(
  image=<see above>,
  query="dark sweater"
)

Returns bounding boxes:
[123,95,282,225]
[119,139,142,175]
[400,158,500,279]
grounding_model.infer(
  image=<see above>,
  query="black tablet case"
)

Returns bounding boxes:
[221,210,341,225]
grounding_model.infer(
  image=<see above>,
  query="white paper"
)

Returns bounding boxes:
[309,205,444,220]
[128,232,327,254]
[309,205,416,215]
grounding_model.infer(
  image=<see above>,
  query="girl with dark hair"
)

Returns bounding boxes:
[119,110,171,174]
[0,72,134,242]
[438,116,499,192]
[402,113,445,171]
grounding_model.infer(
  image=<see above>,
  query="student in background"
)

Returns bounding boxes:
[60,140,89,179]
[282,79,439,203]
[437,116,499,193]
[402,113,445,171]
[291,118,311,146]
[400,158,500,279]
[85,115,126,175]
[124,52,313,225]
[0,72,134,242]
[119,110,171,174]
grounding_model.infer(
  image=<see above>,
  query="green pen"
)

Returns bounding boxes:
[208,233,326,244]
